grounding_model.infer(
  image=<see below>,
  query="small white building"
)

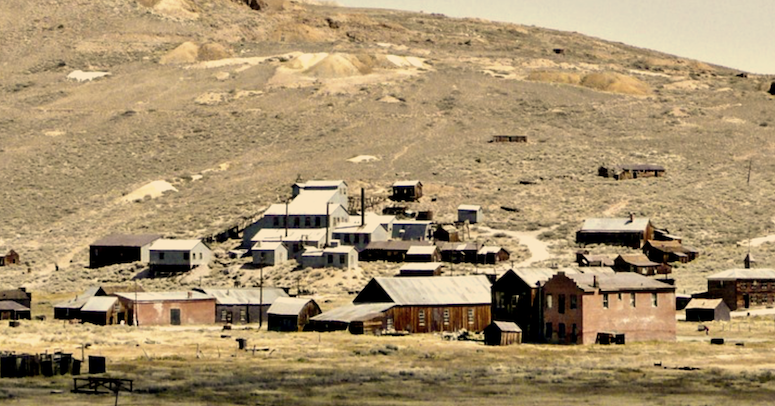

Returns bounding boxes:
[251,228,327,260]
[149,239,212,274]
[332,216,390,251]
[251,241,288,267]
[300,246,358,270]
[457,204,483,224]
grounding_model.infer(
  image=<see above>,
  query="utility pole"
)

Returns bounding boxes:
[259,265,264,328]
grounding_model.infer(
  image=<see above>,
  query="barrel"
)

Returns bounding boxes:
[88,356,106,374]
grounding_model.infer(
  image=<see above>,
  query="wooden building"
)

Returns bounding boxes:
[433,225,461,242]
[250,228,327,260]
[457,205,483,224]
[0,288,32,309]
[300,245,358,270]
[484,321,521,346]
[267,297,321,332]
[439,242,481,263]
[114,291,216,326]
[349,275,492,333]
[642,240,699,264]
[359,241,433,262]
[89,234,162,268]
[543,272,676,344]
[194,287,288,325]
[613,254,670,276]
[392,221,432,241]
[251,241,288,267]
[706,268,775,311]
[148,239,212,275]
[576,216,654,248]
[0,301,30,320]
[391,180,423,201]
[79,296,122,326]
[398,262,444,277]
[576,251,614,267]
[0,249,20,267]
[478,246,510,264]
[685,298,730,322]
[309,303,395,334]
[491,135,527,143]
[405,245,442,262]
[598,164,665,180]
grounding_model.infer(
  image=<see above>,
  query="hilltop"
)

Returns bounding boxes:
[1,0,775,295]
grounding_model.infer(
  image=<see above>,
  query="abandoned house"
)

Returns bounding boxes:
[392,220,433,241]
[88,234,162,268]
[251,241,288,267]
[0,288,31,309]
[267,297,322,332]
[491,268,614,342]
[0,249,20,267]
[346,275,493,334]
[684,298,730,322]
[0,301,30,320]
[483,321,522,346]
[332,219,390,251]
[148,239,212,275]
[292,180,349,205]
[79,296,123,326]
[457,205,483,224]
[642,240,700,264]
[598,164,665,180]
[575,250,614,267]
[542,272,676,344]
[300,245,358,270]
[706,268,775,311]
[433,224,461,242]
[398,262,444,277]
[359,240,433,262]
[613,254,671,276]
[576,216,654,248]
[194,287,289,325]
[477,246,510,264]
[391,180,423,201]
[439,242,481,263]
[309,303,396,334]
[491,135,527,143]
[53,285,144,321]
[114,291,216,326]
[405,245,442,263]
[250,228,327,260]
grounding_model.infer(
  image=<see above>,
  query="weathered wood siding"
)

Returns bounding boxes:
[387,304,490,333]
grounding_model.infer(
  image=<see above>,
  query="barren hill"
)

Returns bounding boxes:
[2,0,775,294]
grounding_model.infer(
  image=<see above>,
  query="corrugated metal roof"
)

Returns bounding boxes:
[458,205,481,211]
[580,217,651,232]
[81,296,118,312]
[685,298,726,310]
[91,234,162,248]
[149,239,204,251]
[0,300,29,311]
[407,246,438,255]
[509,267,615,287]
[392,180,421,187]
[114,291,213,302]
[356,275,491,305]
[566,273,675,292]
[267,297,315,316]
[399,262,443,271]
[252,228,327,243]
[196,288,288,305]
[478,246,505,255]
[707,269,775,281]
[491,321,521,332]
[264,190,342,215]
[617,254,661,267]
[310,303,395,323]
[440,242,480,252]
[53,286,102,309]
[333,220,384,234]
[300,180,346,188]
[251,241,286,251]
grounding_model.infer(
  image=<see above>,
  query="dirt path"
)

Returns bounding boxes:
[477,225,557,267]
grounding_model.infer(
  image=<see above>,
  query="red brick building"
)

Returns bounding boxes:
[115,291,215,326]
[543,272,675,344]
[706,268,775,311]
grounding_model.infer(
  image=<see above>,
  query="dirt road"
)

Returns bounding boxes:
[477,225,557,267]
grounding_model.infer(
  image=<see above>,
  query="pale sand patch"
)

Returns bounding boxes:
[119,180,178,203]
[194,90,264,106]
[187,52,302,69]
[66,70,111,82]
[44,130,66,137]
[347,155,379,163]
[724,117,746,124]
[377,95,403,103]
[663,80,709,91]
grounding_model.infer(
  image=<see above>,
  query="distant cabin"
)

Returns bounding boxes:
[89,234,162,268]
[0,249,20,267]
[613,254,670,276]
[300,246,358,270]
[457,205,483,224]
[576,216,654,248]
[0,301,30,320]
[148,239,212,275]
[398,262,443,277]
[576,250,614,267]
[598,164,665,180]
[267,297,321,332]
[195,287,289,325]
[685,299,730,322]
[491,135,527,143]
[477,246,510,264]
[433,225,461,242]
[484,321,522,346]
[391,181,423,201]
[405,245,442,263]
[251,241,288,267]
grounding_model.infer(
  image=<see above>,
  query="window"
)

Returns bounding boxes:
[364,235,370,244]
[159,252,165,260]
[221,310,228,322]
[239,309,246,323]
[558,294,566,314]
[354,235,360,244]
[327,255,333,264]
[339,254,346,264]
[603,293,609,309]
[293,218,300,227]
[315,217,321,227]
[558,323,566,339]
[618,293,622,301]
[183,252,190,260]
[630,293,636,308]
[468,308,474,325]
[570,295,578,310]
[305,217,311,227]
[443,309,450,325]
[571,324,578,343]
[273,217,279,226]
[651,293,658,307]
[496,292,505,308]
[545,323,552,340]
[546,294,553,309]
[418,310,426,327]
[344,234,351,244]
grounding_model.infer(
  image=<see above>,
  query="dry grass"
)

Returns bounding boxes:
[580,72,652,95]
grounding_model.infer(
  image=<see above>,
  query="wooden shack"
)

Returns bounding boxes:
[685,299,730,322]
[405,245,442,262]
[89,234,162,268]
[0,249,20,267]
[576,216,654,248]
[398,262,443,277]
[477,246,510,264]
[433,225,460,242]
[598,164,665,180]
[457,205,483,224]
[391,181,423,201]
[0,301,31,320]
[484,321,522,345]
[267,297,321,332]
[491,135,527,143]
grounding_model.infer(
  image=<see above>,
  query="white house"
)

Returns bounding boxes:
[457,205,483,224]
[332,215,391,251]
[251,228,327,260]
[292,180,348,207]
[300,246,358,270]
[149,239,212,274]
[251,241,288,267]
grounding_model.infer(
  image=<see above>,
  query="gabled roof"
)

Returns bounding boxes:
[490,321,521,332]
[310,303,395,323]
[563,272,675,292]
[458,205,481,211]
[363,241,432,251]
[392,180,422,187]
[580,218,651,233]
[646,240,698,254]
[406,246,439,255]
[54,286,102,309]
[324,246,357,254]
[114,291,213,302]
[0,289,31,301]
[81,296,118,312]
[707,269,775,281]
[616,254,661,267]
[439,242,480,252]
[195,288,288,306]
[685,298,727,310]
[354,275,491,306]
[267,297,316,316]
[579,254,614,266]
[0,301,29,311]
[149,239,205,251]
[251,241,286,251]
[399,262,443,272]
[478,246,506,255]
[333,220,385,235]
[91,234,162,248]
[264,190,344,216]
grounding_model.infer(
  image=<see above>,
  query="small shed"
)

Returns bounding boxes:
[477,246,510,264]
[457,205,483,224]
[685,299,731,322]
[0,249,20,267]
[399,262,443,277]
[391,181,423,201]
[433,225,460,242]
[267,297,322,332]
[491,135,527,143]
[0,301,31,320]
[79,296,121,326]
[251,241,288,267]
[405,245,442,262]
[484,321,522,346]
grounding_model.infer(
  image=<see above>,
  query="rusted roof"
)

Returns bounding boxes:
[196,288,288,306]
[114,291,213,302]
[616,254,661,267]
[685,298,727,310]
[580,217,651,233]
[91,234,162,247]
[310,303,395,323]
[354,275,492,306]
[490,321,521,332]
[268,297,316,316]
[707,269,775,281]
[566,272,675,292]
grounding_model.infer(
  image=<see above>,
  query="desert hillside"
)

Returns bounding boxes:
[1,0,775,296]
